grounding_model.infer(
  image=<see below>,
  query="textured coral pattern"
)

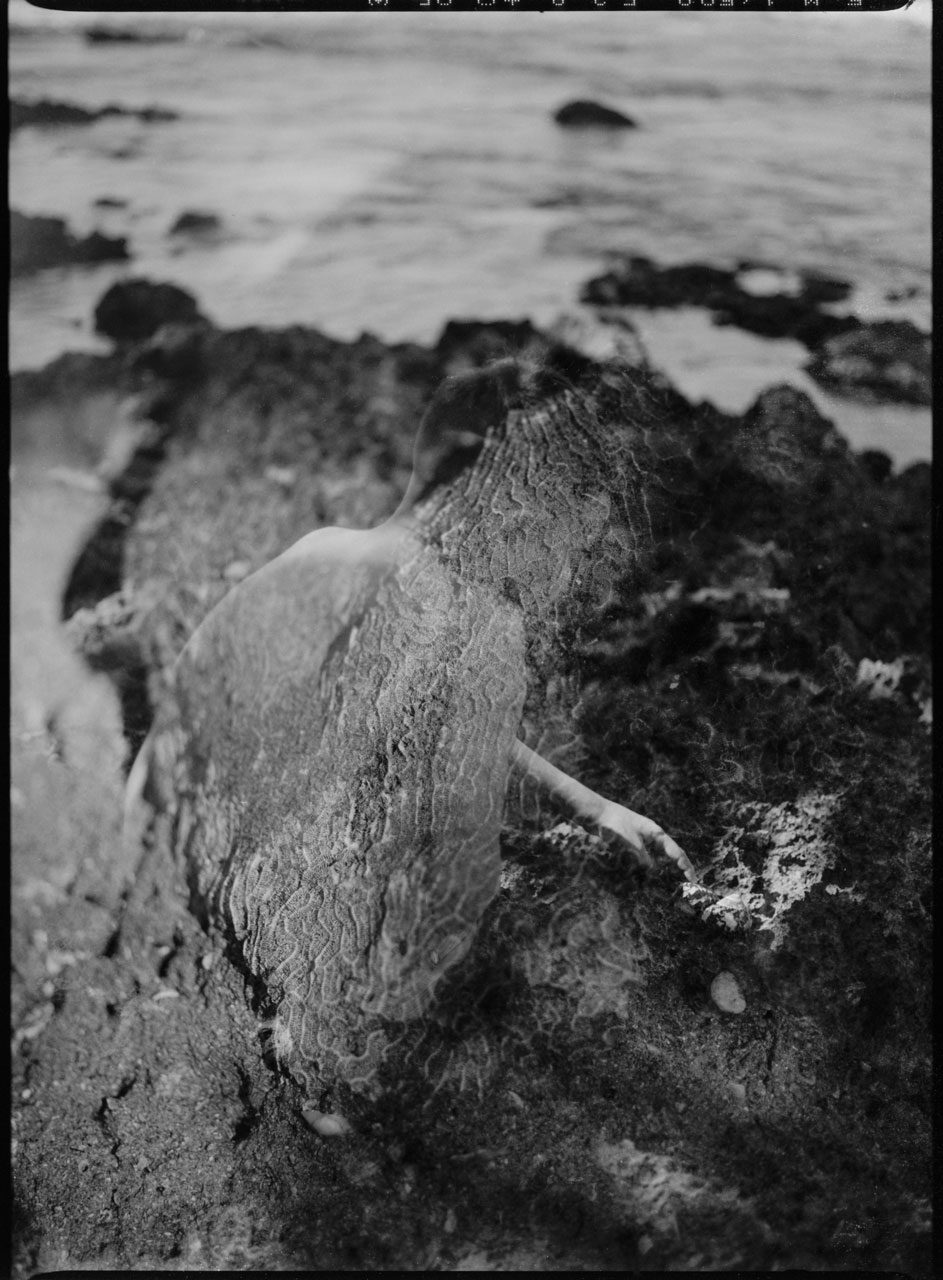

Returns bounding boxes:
[159,383,652,1096]
[164,527,525,1093]
[419,391,645,763]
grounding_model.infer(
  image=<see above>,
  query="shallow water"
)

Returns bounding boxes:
[9,2,931,463]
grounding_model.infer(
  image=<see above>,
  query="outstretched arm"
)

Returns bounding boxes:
[509,739,697,882]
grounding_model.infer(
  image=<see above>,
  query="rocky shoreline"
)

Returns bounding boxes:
[582,254,932,406]
[11,278,931,1274]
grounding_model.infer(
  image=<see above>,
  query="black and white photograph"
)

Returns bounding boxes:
[9,0,931,1272]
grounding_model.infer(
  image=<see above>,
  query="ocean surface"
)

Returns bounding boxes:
[9,1,932,463]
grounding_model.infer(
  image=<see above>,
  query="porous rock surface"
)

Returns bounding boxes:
[10,291,930,1274]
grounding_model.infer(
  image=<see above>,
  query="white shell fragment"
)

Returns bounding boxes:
[710,971,746,1014]
[301,1107,351,1137]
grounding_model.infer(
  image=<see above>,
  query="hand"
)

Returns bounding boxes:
[596,801,698,882]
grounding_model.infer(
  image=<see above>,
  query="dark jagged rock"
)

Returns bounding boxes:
[10,96,178,131]
[10,210,129,277]
[554,100,637,128]
[168,210,221,235]
[11,97,100,128]
[581,253,858,347]
[793,272,853,306]
[93,278,204,345]
[84,24,184,44]
[858,449,894,485]
[434,317,546,370]
[806,319,932,406]
[433,317,617,398]
[713,290,858,347]
[11,295,930,1275]
[583,256,735,309]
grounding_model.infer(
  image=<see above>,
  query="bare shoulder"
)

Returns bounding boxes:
[278,522,414,571]
[179,522,413,668]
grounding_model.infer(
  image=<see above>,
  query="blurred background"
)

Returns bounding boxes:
[9,0,931,461]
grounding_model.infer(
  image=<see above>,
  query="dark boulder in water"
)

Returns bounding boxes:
[10,96,178,131]
[11,97,101,129]
[554,100,637,128]
[583,256,734,309]
[11,210,129,277]
[806,320,931,406]
[93,278,204,344]
[84,24,184,44]
[168,210,222,236]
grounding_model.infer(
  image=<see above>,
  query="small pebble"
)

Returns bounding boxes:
[728,1081,747,1102]
[302,1107,351,1137]
[710,970,746,1014]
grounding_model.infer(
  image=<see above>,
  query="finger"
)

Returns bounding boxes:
[602,821,653,869]
[654,832,698,882]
